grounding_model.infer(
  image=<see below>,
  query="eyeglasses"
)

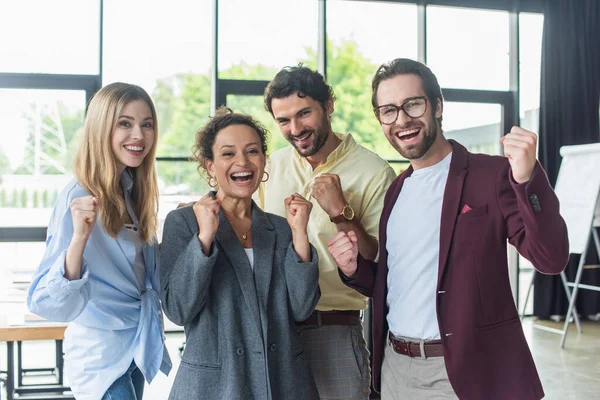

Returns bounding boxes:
[374,96,428,125]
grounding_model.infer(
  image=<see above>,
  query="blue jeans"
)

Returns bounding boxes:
[102,361,145,400]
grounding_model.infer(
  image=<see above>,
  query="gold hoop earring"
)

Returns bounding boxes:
[261,172,270,182]
[208,177,218,188]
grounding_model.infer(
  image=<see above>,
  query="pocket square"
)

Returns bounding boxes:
[461,204,472,214]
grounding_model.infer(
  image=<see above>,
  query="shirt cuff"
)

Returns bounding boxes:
[46,249,89,301]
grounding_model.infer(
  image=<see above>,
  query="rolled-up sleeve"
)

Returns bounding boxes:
[27,197,91,322]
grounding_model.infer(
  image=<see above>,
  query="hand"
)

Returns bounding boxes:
[70,196,98,241]
[192,195,220,251]
[328,231,358,277]
[500,126,538,184]
[284,193,312,235]
[311,173,346,218]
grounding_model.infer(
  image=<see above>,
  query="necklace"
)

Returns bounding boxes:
[231,220,252,240]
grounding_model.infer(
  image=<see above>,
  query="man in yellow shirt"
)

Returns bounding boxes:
[258,65,396,399]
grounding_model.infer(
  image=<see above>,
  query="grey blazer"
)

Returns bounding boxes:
[160,199,320,400]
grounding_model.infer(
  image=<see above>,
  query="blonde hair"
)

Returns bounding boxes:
[73,82,159,243]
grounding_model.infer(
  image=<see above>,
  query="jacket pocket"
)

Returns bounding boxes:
[180,359,221,370]
[477,315,520,331]
[456,204,488,222]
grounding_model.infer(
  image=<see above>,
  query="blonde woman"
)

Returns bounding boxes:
[28,82,171,400]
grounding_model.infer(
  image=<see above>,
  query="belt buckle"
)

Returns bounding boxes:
[406,342,413,357]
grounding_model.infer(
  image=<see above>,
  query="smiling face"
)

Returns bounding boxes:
[376,74,442,161]
[271,93,332,158]
[205,124,266,200]
[111,99,155,176]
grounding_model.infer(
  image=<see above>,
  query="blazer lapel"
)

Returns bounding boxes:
[438,140,469,287]
[214,209,262,338]
[250,202,275,340]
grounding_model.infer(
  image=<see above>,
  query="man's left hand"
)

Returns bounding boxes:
[311,173,346,218]
[500,126,538,184]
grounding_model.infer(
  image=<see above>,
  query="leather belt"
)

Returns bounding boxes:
[388,332,444,358]
[296,310,362,326]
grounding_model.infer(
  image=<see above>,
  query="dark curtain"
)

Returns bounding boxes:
[534,0,600,319]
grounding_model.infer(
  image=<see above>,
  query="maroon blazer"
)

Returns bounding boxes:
[345,140,569,399]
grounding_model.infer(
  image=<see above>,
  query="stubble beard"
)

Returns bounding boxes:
[291,115,331,158]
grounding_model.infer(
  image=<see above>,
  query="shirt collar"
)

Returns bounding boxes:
[293,132,357,169]
[120,168,135,193]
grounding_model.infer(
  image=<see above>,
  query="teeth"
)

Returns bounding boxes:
[295,132,311,141]
[125,145,143,151]
[397,128,420,138]
[232,172,252,177]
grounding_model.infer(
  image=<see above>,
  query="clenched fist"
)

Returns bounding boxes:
[70,196,99,241]
[500,126,538,184]
[311,173,346,218]
[284,193,313,262]
[328,231,358,277]
[284,193,312,235]
[193,194,220,254]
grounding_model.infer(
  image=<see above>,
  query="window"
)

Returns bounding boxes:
[218,0,318,80]
[0,89,85,217]
[0,0,100,74]
[226,95,289,154]
[443,102,503,155]
[326,1,418,159]
[519,13,544,135]
[103,0,213,159]
[427,6,510,91]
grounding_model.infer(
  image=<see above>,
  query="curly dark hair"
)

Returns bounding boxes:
[371,58,444,127]
[264,64,336,115]
[192,106,269,179]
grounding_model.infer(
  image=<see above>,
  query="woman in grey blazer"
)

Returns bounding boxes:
[160,107,320,400]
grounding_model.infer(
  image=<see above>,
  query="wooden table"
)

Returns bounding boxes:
[0,314,72,400]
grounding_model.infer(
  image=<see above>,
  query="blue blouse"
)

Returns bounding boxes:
[27,172,171,400]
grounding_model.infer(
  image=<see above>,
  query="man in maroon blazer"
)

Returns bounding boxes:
[327,58,569,400]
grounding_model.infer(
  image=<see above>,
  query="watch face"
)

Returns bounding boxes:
[342,204,354,220]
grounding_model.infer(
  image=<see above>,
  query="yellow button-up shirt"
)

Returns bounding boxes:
[257,133,396,311]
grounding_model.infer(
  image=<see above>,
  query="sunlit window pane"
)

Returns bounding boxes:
[0,88,85,233]
[443,102,503,155]
[0,0,100,74]
[226,95,289,155]
[427,6,510,90]
[218,0,318,80]
[103,0,212,159]
[326,1,418,160]
[519,13,544,135]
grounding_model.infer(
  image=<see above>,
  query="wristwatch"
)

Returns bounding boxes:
[330,203,355,224]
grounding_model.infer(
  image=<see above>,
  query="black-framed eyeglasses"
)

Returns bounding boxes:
[374,96,428,125]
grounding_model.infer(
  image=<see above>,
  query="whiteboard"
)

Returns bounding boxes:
[553,142,600,254]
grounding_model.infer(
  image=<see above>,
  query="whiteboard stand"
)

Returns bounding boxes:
[519,270,582,334]
[560,222,600,348]
[519,142,600,348]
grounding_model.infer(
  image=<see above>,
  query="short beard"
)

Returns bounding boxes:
[290,115,330,157]
[392,110,439,160]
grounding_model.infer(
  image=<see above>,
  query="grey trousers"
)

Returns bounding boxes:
[381,335,457,400]
[298,324,371,400]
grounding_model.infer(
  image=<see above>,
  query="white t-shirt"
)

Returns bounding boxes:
[244,248,254,270]
[386,152,452,340]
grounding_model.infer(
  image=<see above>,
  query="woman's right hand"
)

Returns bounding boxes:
[70,196,98,241]
[193,194,220,254]
[65,196,98,280]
